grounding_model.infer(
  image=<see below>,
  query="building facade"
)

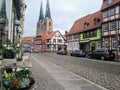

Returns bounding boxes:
[0,0,26,46]
[101,0,120,50]
[46,31,65,51]
[80,11,102,52]
[67,11,102,52]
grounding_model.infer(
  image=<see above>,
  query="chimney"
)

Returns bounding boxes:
[65,31,68,35]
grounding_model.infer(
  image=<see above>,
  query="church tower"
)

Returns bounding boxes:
[43,0,53,32]
[36,0,44,36]
[36,0,53,36]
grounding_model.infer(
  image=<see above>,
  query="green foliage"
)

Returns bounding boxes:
[15,68,32,79]
[2,49,16,59]
[16,57,23,61]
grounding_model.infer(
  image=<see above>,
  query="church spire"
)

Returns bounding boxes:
[45,0,51,19]
[38,0,44,22]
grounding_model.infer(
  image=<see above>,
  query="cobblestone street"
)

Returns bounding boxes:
[29,53,120,90]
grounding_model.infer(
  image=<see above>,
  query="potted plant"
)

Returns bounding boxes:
[2,48,16,59]
[2,68,35,90]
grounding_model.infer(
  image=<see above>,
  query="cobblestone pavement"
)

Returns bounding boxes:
[28,54,64,90]
[31,53,120,90]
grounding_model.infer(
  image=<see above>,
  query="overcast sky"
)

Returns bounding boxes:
[23,0,103,36]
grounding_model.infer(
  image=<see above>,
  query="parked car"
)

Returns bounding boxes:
[71,50,86,57]
[56,50,67,55]
[87,48,115,60]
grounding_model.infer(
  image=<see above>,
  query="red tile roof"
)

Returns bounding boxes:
[68,11,102,35]
[101,0,120,10]
[68,14,90,35]
[85,11,102,31]
[46,31,57,39]
[63,35,67,40]
[21,36,35,44]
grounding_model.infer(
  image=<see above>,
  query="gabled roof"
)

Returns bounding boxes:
[63,35,67,40]
[45,31,57,39]
[35,31,57,40]
[84,11,102,31]
[68,11,102,35]
[68,14,90,35]
[101,0,120,10]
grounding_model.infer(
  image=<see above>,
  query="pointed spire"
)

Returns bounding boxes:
[45,0,51,19]
[38,0,44,22]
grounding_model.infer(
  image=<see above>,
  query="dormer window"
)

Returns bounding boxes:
[108,0,112,4]
[84,22,89,28]
[94,18,100,25]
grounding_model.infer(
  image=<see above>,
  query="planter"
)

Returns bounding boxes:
[3,79,35,90]
[23,60,32,68]
[2,59,16,67]
[2,68,35,90]
[16,61,23,67]
[9,79,35,90]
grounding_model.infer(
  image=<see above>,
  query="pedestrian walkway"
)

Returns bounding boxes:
[31,55,108,90]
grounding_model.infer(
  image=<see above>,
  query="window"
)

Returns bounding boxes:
[104,38,110,48]
[103,11,108,18]
[93,31,97,36]
[47,39,50,43]
[83,33,87,38]
[97,41,101,49]
[76,34,79,39]
[109,22,116,30]
[108,0,112,4]
[112,37,116,49]
[84,22,89,28]
[90,31,93,37]
[109,8,115,16]
[102,24,109,31]
[53,39,56,43]
[58,39,62,43]
[49,22,51,26]
[119,20,120,29]
[94,18,100,25]
[86,32,89,38]
[44,22,46,25]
